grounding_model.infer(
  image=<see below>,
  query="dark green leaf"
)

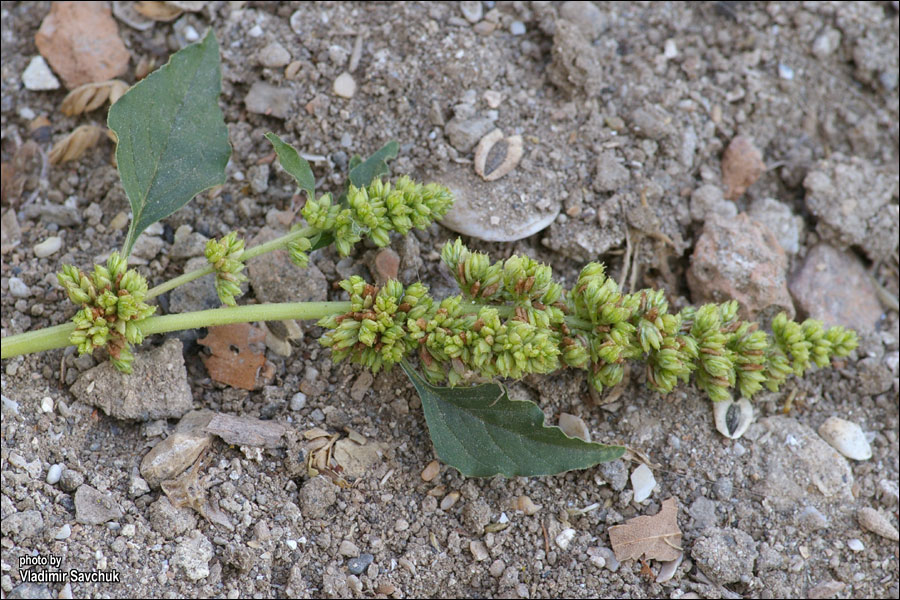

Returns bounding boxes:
[110,30,231,257]
[348,141,399,188]
[308,231,334,252]
[265,133,315,201]
[400,362,625,477]
[348,154,363,171]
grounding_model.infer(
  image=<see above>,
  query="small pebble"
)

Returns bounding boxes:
[46,464,63,485]
[631,464,656,503]
[54,524,71,540]
[333,72,357,99]
[878,479,899,506]
[440,491,460,511]
[34,236,62,258]
[847,538,865,552]
[489,559,506,578]
[857,507,899,541]
[290,392,307,411]
[470,540,489,561]
[778,63,794,80]
[460,0,483,23]
[395,518,409,532]
[818,417,872,461]
[347,553,374,575]
[40,396,54,413]
[510,21,526,35]
[555,528,576,551]
[8,277,30,298]
[421,460,440,482]
[22,55,60,90]
[339,540,359,557]
[516,495,541,515]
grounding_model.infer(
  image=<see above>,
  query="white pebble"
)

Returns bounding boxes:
[333,72,357,98]
[460,1,483,23]
[631,463,656,503]
[54,524,72,540]
[663,39,678,59]
[184,25,199,42]
[22,56,60,90]
[818,416,872,461]
[778,63,794,80]
[46,463,63,485]
[510,21,526,35]
[290,392,307,411]
[8,277,30,298]
[248,24,263,38]
[34,236,62,258]
[555,527,576,551]
[41,396,54,413]
[847,538,864,552]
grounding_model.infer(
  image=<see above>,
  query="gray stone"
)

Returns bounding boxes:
[690,185,736,222]
[445,116,496,153]
[598,459,629,491]
[789,244,882,333]
[347,553,374,575]
[248,227,327,304]
[560,1,607,39]
[245,82,294,119]
[74,485,123,525]
[748,197,803,254]
[630,105,674,140]
[71,338,193,421]
[170,225,208,260]
[752,416,854,511]
[691,527,758,584]
[542,214,625,262]
[439,163,561,242]
[8,278,30,298]
[462,499,492,535]
[298,476,337,519]
[804,154,899,262]
[0,510,44,539]
[172,531,214,580]
[257,42,291,68]
[594,151,630,192]
[688,496,719,531]
[148,496,197,539]
[21,203,82,227]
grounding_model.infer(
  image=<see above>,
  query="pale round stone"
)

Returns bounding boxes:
[333,72,357,99]
[34,236,62,258]
[818,416,872,461]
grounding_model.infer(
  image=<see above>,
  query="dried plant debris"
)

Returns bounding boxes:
[49,124,107,164]
[608,497,683,562]
[198,323,274,390]
[204,413,287,448]
[60,79,129,116]
[134,1,183,21]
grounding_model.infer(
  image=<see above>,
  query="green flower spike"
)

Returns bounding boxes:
[206,232,248,306]
[58,252,156,373]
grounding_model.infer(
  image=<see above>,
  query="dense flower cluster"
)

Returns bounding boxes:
[57,252,156,372]
[205,231,248,306]
[319,239,858,402]
[300,176,455,258]
[205,176,454,304]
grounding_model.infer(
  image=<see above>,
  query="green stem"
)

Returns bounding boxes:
[145,226,318,300]
[0,301,351,359]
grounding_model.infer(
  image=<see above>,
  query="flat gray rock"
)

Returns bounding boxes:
[71,338,192,421]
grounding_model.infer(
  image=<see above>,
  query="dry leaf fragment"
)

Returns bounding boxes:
[49,124,106,164]
[60,80,129,116]
[134,1,183,21]
[204,413,287,448]
[608,497,683,562]
[198,323,273,390]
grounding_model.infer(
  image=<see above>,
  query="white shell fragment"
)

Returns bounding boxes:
[655,551,684,583]
[631,463,656,503]
[559,413,591,443]
[817,416,872,461]
[555,527,576,551]
[474,129,523,181]
[713,397,754,439]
